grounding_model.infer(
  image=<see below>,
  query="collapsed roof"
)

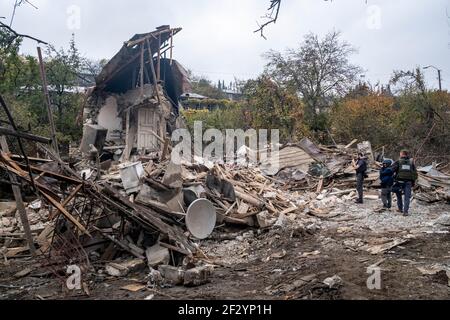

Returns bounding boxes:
[94,25,191,100]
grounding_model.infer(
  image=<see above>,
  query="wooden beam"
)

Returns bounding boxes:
[17,164,82,185]
[159,45,174,60]
[40,189,90,236]
[11,155,53,163]
[50,183,83,220]
[0,159,61,201]
[125,27,181,48]
[161,138,171,161]
[100,51,141,89]
[169,29,174,65]
[140,43,145,96]
[345,139,358,149]
[0,126,51,144]
[145,38,161,104]
[160,241,191,256]
[157,34,161,81]
[61,184,83,207]
[93,227,144,259]
[0,136,36,256]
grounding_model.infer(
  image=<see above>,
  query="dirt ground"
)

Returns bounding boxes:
[1,199,450,300]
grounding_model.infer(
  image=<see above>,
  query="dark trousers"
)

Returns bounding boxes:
[381,187,392,208]
[393,181,412,214]
[356,173,364,202]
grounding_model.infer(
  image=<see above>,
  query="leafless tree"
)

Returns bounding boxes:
[256,0,370,38]
[390,68,443,127]
[255,0,282,39]
[264,31,362,124]
[390,68,427,95]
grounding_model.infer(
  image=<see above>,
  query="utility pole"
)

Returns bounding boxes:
[438,69,442,92]
[424,65,442,92]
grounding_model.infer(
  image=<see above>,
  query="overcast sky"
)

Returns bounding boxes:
[1,0,450,89]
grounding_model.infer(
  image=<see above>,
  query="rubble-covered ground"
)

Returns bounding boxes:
[1,197,449,300]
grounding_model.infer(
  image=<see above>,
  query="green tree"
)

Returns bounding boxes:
[188,73,226,99]
[44,34,84,139]
[0,28,85,144]
[242,76,308,142]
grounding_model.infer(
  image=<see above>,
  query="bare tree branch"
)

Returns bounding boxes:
[0,20,47,45]
[254,0,282,40]
[256,0,371,39]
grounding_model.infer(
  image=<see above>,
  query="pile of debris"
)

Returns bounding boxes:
[2,131,449,290]
[0,144,210,287]
[258,139,379,190]
[416,164,450,203]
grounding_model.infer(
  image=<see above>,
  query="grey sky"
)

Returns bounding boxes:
[1,0,449,90]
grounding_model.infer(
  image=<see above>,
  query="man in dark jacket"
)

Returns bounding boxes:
[392,150,418,216]
[353,153,368,204]
[380,159,394,209]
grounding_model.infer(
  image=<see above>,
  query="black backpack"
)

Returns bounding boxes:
[397,158,415,181]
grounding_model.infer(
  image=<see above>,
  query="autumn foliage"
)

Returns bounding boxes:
[331,94,396,148]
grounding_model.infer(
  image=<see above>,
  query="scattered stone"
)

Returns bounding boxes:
[162,161,183,189]
[436,214,450,226]
[323,275,343,289]
[184,265,214,287]
[1,217,12,228]
[158,265,185,285]
[0,202,16,217]
[237,202,250,215]
[146,244,170,268]
[105,259,145,277]
[242,231,254,239]
[274,213,289,229]
[148,268,163,287]
[256,211,276,228]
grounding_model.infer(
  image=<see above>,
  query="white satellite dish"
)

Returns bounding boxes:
[186,199,217,240]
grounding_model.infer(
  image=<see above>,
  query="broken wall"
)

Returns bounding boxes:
[98,96,122,141]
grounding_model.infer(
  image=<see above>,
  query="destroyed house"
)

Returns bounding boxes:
[82,26,191,160]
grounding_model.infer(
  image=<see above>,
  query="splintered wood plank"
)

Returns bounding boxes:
[40,190,90,236]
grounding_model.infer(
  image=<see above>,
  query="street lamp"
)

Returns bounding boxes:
[423,65,442,91]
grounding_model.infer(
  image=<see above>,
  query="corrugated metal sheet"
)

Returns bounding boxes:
[261,146,315,175]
